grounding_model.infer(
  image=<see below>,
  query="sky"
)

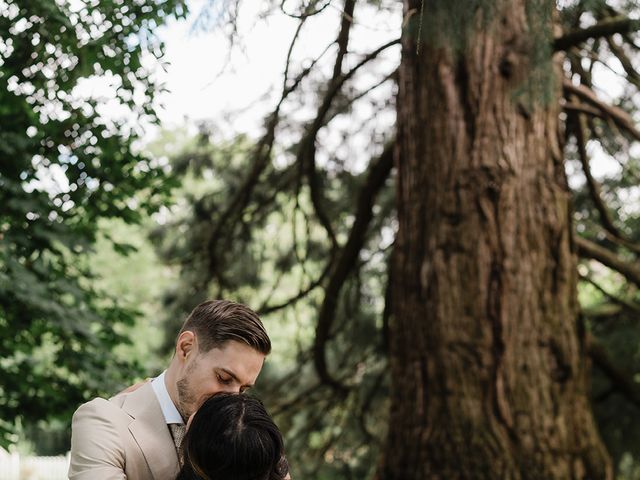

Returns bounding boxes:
[152,0,400,135]
[149,0,632,181]
[154,1,298,130]
[27,0,403,197]
[27,0,636,204]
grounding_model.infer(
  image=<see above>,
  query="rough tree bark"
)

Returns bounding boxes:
[379,1,612,478]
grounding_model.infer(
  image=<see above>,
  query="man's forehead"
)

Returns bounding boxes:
[201,342,265,382]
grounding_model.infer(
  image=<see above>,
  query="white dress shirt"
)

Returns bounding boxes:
[151,371,184,425]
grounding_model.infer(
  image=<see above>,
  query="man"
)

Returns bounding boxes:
[69,299,271,480]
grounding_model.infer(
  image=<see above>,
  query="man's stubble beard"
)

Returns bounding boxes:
[176,357,198,420]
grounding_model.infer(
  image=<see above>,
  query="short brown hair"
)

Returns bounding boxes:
[179,300,271,355]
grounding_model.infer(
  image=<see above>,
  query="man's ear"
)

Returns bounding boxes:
[176,330,197,360]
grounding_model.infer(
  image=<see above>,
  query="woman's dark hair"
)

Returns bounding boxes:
[176,393,288,480]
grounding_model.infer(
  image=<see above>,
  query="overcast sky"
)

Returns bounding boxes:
[153,0,400,133]
[148,0,633,191]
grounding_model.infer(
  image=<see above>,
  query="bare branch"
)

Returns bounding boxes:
[554,16,640,52]
[258,263,332,315]
[588,335,640,410]
[313,143,395,392]
[571,111,640,254]
[575,115,616,230]
[575,236,640,288]
[623,33,640,51]
[563,79,640,141]
[332,0,355,80]
[567,48,593,86]
[203,32,330,285]
[205,113,278,280]
[281,0,332,19]
[562,101,601,117]
[282,10,309,87]
[579,274,640,317]
[600,229,640,257]
[300,0,358,252]
[357,370,386,444]
[294,19,400,258]
[300,35,400,158]
[271,382,325,416]
[605,36,640,90]
[324,69,398,127]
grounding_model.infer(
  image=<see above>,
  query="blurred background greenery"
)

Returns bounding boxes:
[1,0,639,479]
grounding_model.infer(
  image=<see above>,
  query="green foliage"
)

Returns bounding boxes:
[91,217,174,372]
[0,0,633,476]
[575,156,640,473]
[0,0,185,447]
[563,0,640,469]
[151,0,640,476]
[147,119,395,478]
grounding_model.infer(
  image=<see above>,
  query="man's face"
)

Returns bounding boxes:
[175,339,265,418]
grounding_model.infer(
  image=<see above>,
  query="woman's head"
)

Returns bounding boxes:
[180,393,287,480]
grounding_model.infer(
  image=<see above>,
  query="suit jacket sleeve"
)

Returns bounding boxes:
[68,398,127,480]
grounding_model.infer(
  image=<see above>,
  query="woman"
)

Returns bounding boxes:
[176,393,289,480]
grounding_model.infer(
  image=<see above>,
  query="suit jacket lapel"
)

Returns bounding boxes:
[122,382,180,480]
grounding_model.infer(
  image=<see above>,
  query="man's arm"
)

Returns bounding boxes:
[68,398,127,480]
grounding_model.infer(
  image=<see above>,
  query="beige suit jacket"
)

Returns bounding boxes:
[68,382,180,480]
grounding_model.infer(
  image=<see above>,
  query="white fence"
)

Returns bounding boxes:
[0,452,69,480]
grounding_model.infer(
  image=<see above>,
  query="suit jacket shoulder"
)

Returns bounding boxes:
[69,397,129,480]
[69,382,179,480]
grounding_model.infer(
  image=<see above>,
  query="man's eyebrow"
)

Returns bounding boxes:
[219,367,254,387]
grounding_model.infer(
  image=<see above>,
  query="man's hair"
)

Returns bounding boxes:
[177,393,288,480]
[178,300,271,355]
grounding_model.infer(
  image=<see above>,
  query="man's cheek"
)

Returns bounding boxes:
[196,383,219,407]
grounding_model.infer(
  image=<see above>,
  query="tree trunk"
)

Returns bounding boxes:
[380,1,612,478]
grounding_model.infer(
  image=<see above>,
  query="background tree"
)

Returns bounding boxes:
[382,0,613,477]
[0,0,185,447]
[153,0,640,478]
[2,0,638,477]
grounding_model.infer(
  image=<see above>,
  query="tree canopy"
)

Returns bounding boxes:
[152,0,640,477]
[0,0,185,446]
[1,0,639,477]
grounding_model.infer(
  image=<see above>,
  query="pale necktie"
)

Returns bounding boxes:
[169,423,186,463]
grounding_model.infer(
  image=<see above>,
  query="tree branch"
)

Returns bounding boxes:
[280,0,332,19]
[579,273,640,317]
[554,16,640,52]
[575,236,640,288]
[332,0,355,81]
[571,111,640,255]
[203,33,329,285]
[313,143,395,392]
[357,370,386,444]
[257,263,332,315]
[562,79,640,141]
[588,335,640,410]
[562,101,601,117]
[300,0,357,252]
[298,31,399,252]
[573,112,616,232]
[605,36,640,90]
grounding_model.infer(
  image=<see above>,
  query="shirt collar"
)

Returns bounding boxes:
[151,371,184,425]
